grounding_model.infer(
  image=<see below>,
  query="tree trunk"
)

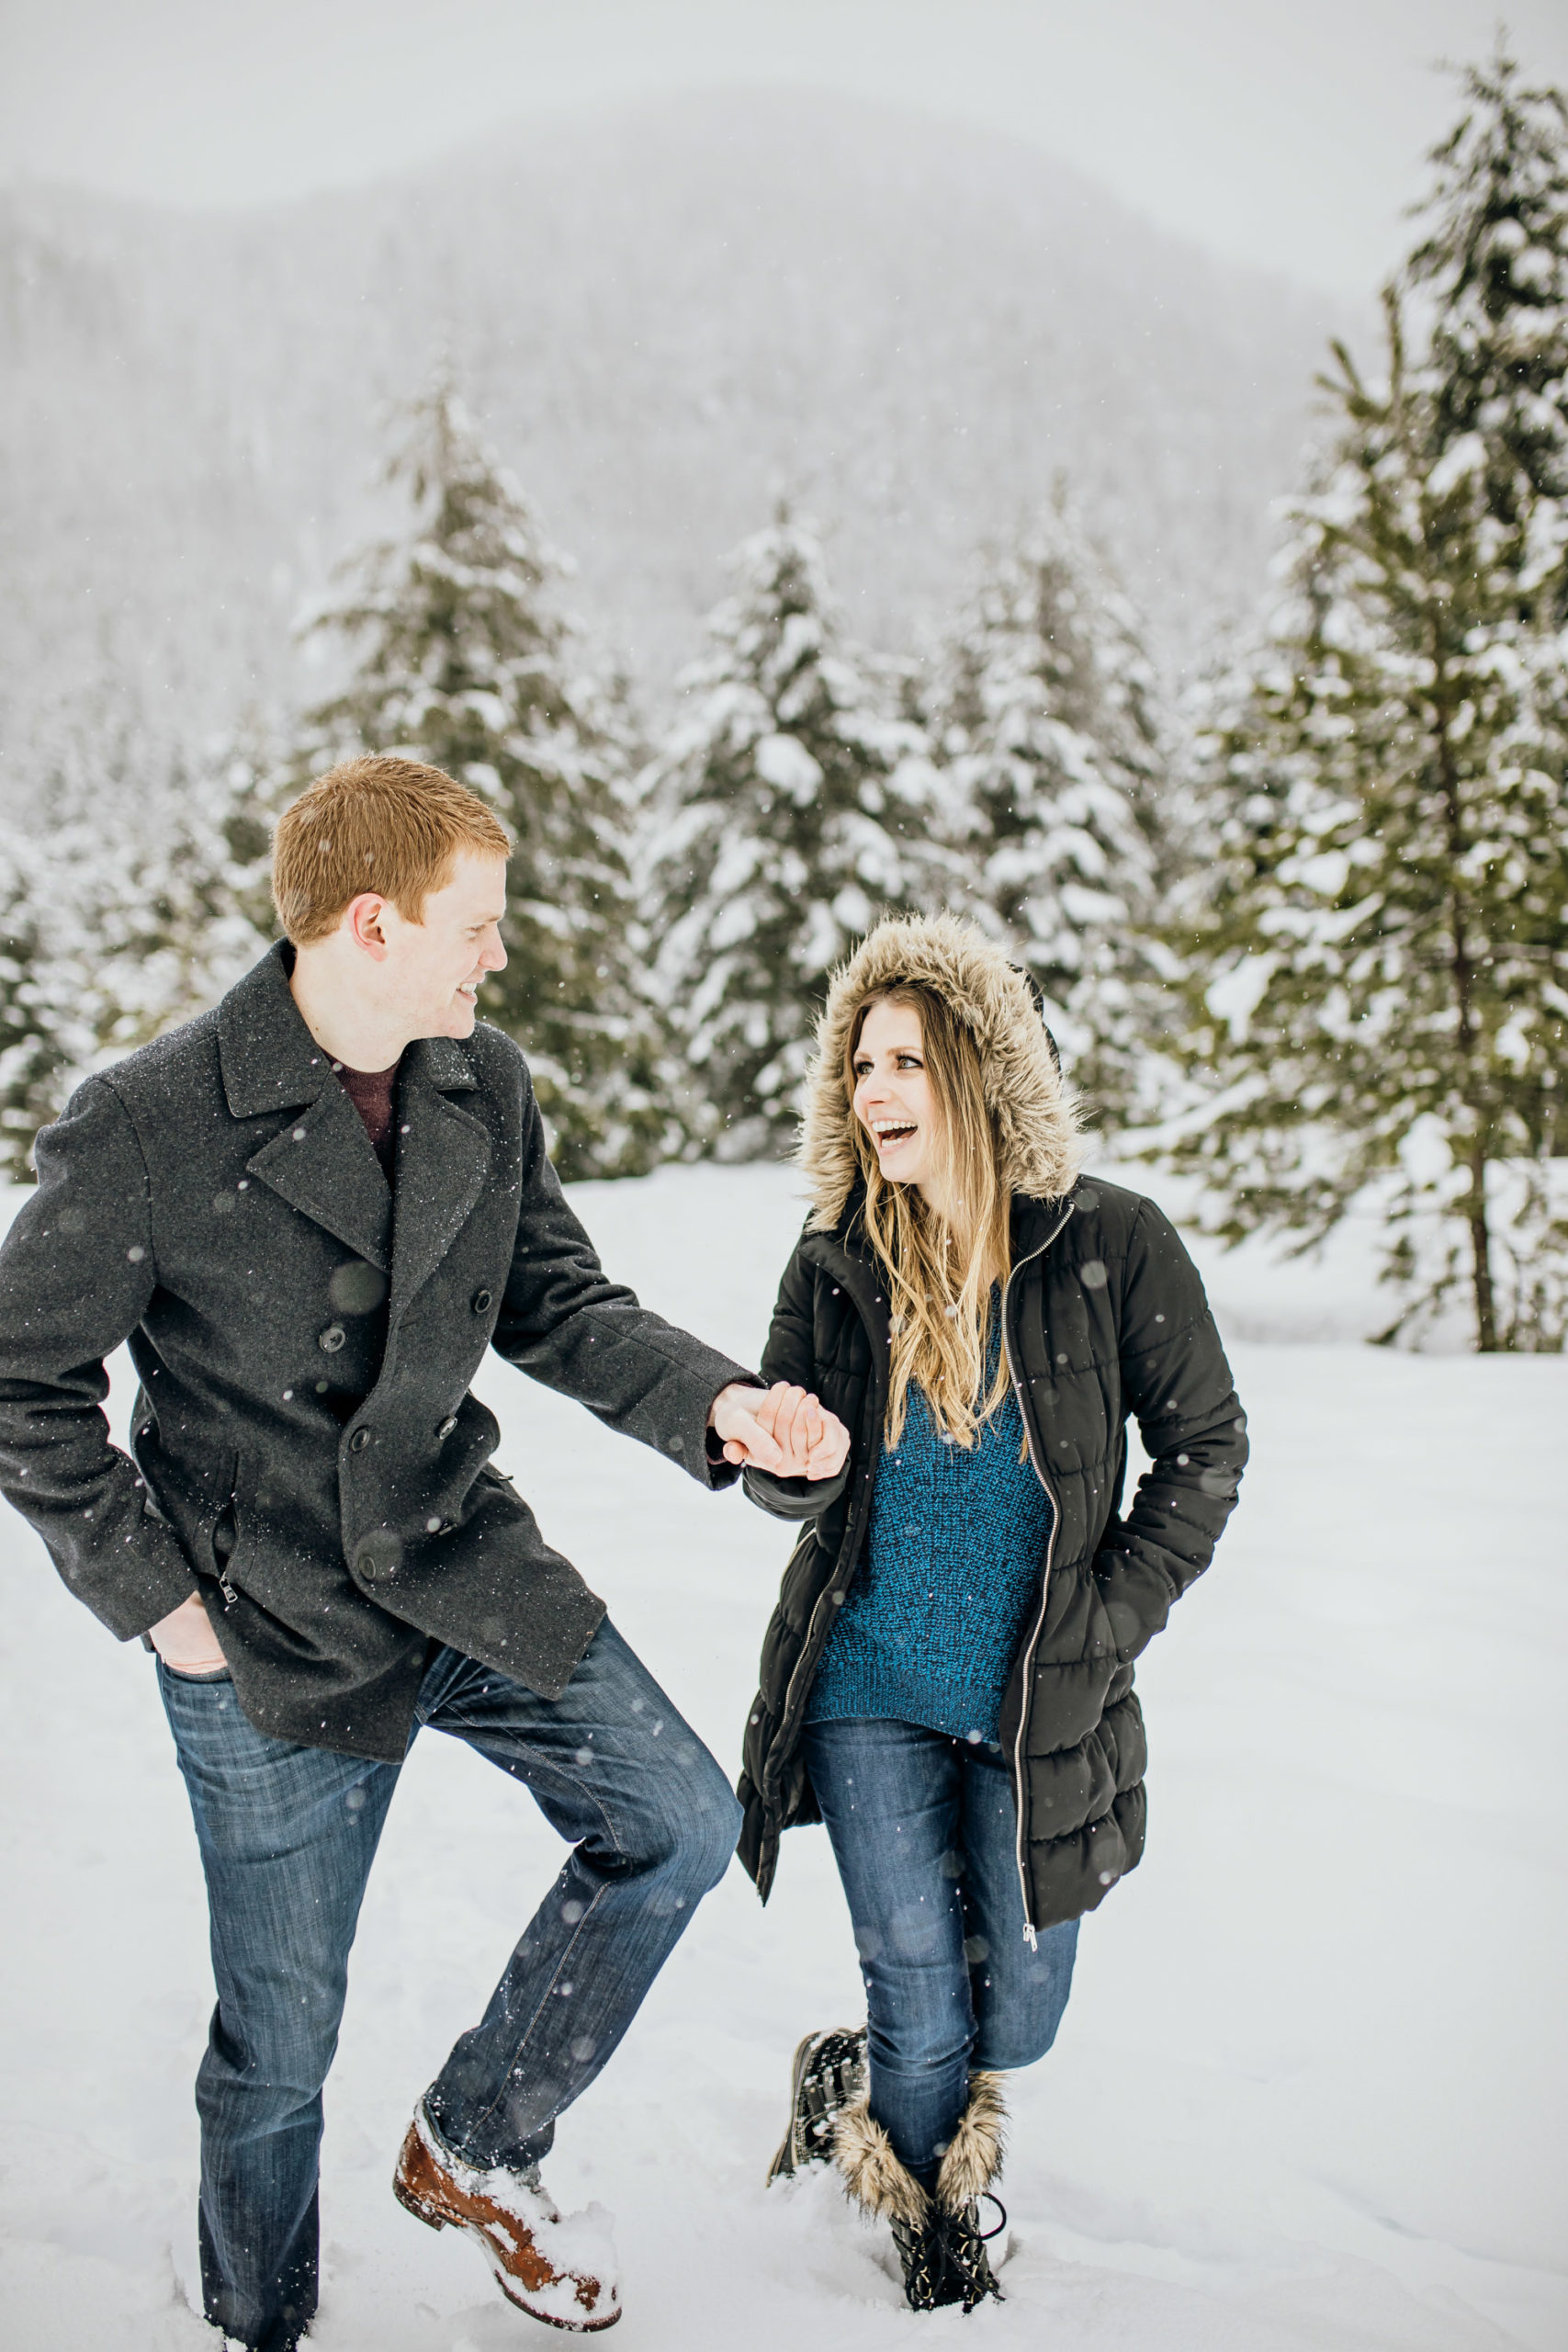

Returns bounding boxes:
[1466,1139,1499,1351]
[1431,673,1499,1351]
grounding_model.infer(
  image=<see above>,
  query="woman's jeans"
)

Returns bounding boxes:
[802,1717,1078,2185]
[159,1619,740,2352]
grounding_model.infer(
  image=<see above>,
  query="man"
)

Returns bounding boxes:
[0,756,848,2348]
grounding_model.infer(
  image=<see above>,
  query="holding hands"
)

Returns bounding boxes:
[709,1381,850,1482]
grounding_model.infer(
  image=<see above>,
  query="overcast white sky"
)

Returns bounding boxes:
[3,0,1566,298]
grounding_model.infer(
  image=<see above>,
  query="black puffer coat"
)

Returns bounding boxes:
[736,916,1247,1935]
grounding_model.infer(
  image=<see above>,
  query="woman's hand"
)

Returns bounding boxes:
[709,1382,851,1480]
[148,1590,229,1672]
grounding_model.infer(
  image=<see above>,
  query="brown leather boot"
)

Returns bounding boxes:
[393,2103,621,2332]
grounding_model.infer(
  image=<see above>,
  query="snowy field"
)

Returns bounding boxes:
[1,1160,1563,2352]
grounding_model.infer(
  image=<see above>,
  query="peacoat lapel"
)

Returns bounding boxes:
[220,944,393,1269]
[387,1035,491,1327]
[245,1087,394,1271]
[217,945,491,1314]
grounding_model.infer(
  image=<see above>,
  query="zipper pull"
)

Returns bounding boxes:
[1022,1923,1038,1951]
[219,1572,238,1608]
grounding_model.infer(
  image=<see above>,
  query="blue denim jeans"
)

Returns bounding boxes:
[801,1718,1078,2184]
[159,1620,740,2352]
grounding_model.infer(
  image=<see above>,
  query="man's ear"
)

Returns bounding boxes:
[344,892,391,959]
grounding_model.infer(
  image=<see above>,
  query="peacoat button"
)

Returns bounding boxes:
[348,1427,370,1453]
[436,1416,457,1439]
[355,1534,399,1582]
[471,1289,493,1315]
[319,1324,346,1353]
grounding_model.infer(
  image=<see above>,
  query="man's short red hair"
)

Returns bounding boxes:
[272,756,512,944]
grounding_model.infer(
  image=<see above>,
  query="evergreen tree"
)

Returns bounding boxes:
[646,510,951,1159]
[925,498,1169,1124]
[0,716,265,1182]
[1408,49,1568,626]
[1169,50,1568,1351]
[299,380,670,1181]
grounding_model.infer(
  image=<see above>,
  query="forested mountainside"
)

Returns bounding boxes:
[0,87,1343,788]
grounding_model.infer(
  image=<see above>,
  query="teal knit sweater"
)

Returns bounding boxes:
[806,1315,1055,1745]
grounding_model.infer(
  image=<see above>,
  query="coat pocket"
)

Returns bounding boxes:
[1036,1556,1118,1669]
[474,1461,523,1505]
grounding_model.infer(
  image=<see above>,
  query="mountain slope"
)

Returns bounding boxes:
[0,88,1347,785]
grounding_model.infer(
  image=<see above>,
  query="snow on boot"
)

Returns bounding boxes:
[834,2073,1008,2314]
[767,2025,869,2182]
[394,2101,621,2331]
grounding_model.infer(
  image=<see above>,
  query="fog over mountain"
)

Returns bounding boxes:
[0,88,1350,787]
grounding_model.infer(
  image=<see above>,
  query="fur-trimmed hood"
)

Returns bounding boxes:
[798,912,1085,1232]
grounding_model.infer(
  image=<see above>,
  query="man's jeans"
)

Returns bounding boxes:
[159,1620,741,2352]
[801,1717,1078,2185]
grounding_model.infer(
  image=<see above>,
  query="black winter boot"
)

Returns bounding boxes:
[766,2026,869,2183]
[886,2199,1005,2312]
[835,2074,1007,2313]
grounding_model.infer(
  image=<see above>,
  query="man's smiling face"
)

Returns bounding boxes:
[375,850,509,1041]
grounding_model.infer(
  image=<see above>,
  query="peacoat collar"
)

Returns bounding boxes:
[217,943,490,1301]
[218,942,478,1117]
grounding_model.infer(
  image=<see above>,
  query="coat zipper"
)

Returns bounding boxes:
[773,1445,879,1770]
[770,1267,889,1777]
[217,1461,241,1607]
[1001,1202,1076,1947]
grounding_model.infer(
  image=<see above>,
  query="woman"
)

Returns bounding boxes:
[737,913,1247,2312]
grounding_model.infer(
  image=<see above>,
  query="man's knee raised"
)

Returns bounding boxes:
[669,1743,742,1893]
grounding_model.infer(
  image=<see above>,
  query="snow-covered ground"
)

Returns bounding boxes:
[1,1161,1563,2351]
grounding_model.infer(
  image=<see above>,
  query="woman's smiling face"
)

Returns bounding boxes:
[852,997,943,1200]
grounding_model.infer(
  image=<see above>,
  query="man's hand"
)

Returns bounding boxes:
[709,1382,852,1481]
[148,1591,229,1673]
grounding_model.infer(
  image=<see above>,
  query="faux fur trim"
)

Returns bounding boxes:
[797,913,1085,1233]
[833,2074,1008,2224]
[934,2072,1007,2208]
[833,2101,931,2229]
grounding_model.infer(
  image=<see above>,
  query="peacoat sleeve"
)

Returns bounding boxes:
[0,1077,204,1640]
[1092,1197,1247,1663]
[491,1078,756,1487]
[742,1242,851,1522]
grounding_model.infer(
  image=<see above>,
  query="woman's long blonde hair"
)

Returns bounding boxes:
[848,985,1013,1449]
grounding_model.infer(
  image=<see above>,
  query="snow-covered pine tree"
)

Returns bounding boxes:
[645,509,951,1159]
[298,379,671,1181]
[1169,50,1568,1351]
[0,841,88,1183]
[0,714,266,1182]
[924,497,1169,1125]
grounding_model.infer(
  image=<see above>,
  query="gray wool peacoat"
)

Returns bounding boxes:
[0,944,753,1761]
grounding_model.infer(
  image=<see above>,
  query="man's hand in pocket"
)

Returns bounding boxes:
[149,1592,229,1672]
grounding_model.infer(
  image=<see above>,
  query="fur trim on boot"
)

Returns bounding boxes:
[833,2078,1007,2313]
[832,2098,931,2232]
[934,2070,1008,2209]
